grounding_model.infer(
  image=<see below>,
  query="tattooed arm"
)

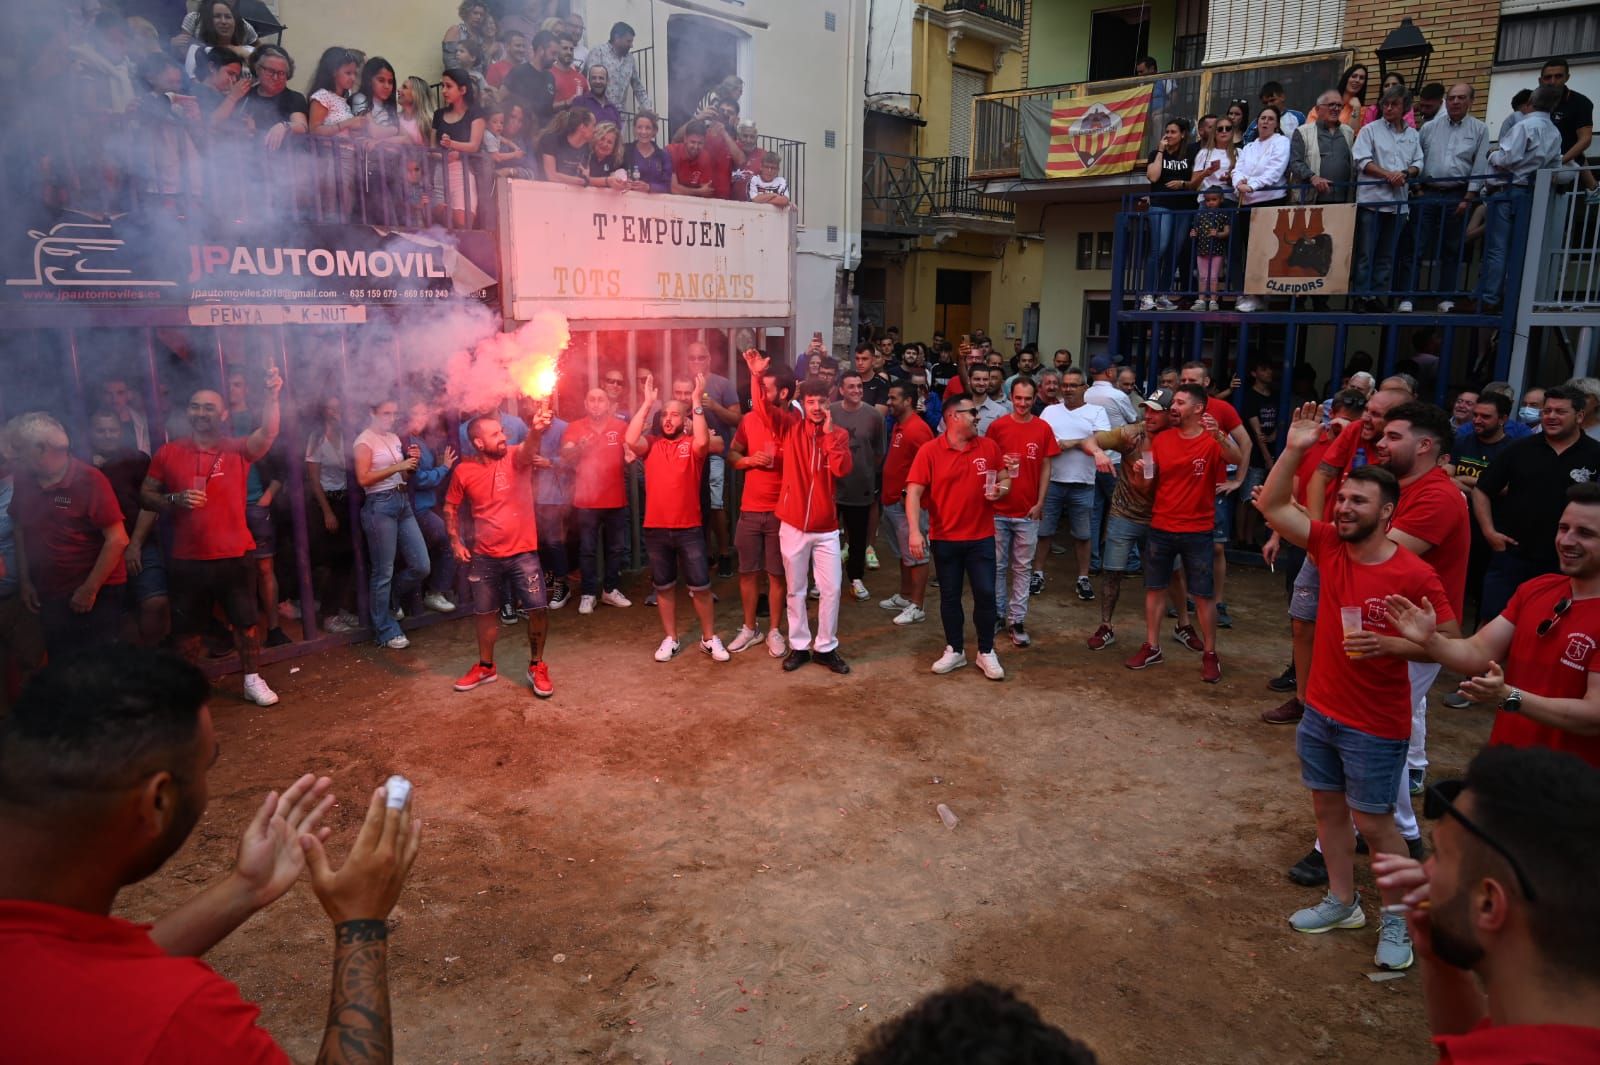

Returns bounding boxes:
[301,783,422,1065]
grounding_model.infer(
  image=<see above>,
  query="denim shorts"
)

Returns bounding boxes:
[467,552,547,615]
[645,526,711,590]
[1212,483,1235,544]
[1296,705,1409,813]
[1145,528,1214,597]
[127,540,168,602]
[245,502,276,560]
[1101,514,1149,573]
[1289,554,1320,623]
[881,500,930,567]
[1041,481,1095,540]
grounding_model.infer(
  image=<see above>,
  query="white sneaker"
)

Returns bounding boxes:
[976,650,1005,680]
[1235,296,1259,312]
[324,615,359,634]
[385,634,410,650]
[1139,294,1156,311]
[654,637,680,662]
[279,599,302,620]
[727,625,762,653]
[1154,295,1178,311]
[880,593,911,611]
[808,585,820,599]
[851,579,870,601]
[578,594,597,615]
[931,646,967,674]
[893,604,926,625]
[1190,300,1208,312]
[601,588,632,608]
[1437,300,1455,313]
[1397,299,1414,312]
[765,627,787,657]
[700,635,730,662]
[390,606,405,621]
[242,674,279,707]
[1208,299,1220,311]
[423,592,456,613]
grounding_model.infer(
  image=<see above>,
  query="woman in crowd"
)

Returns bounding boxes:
[306,47,364,137]
[1336,64,1368,128]
[305,397,359,635]
[177,0,254,78]
[585,121,623,185]
[1362,72,1415,128]
[539,107,595,186]
[432,67,486,226]
[1224,100,1249,150]
[402,401,459,615]
[350,56,400,139]
[1139,119,1192,311]
[397,76,431,145]
[354,398,429,651]
[132,53,203,204]
[1190,114,1236,200]
[442,0,490,72]
[1230,105,1291,311]
[622,111,671,192]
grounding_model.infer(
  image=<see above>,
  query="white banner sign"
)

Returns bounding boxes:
[500,180,792,322]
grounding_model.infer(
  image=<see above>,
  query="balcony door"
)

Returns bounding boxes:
[1088,6,1151,83]
[950,67,988,157]
[936,269,975,340]
[666,14,753,137]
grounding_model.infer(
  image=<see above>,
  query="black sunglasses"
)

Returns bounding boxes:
[604,377,624,385]
[1424,780,1539,902]
[1537,597,1572,637]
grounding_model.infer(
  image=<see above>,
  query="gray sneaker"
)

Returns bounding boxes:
[1375,912,1414,970]
[1289,892,1366,933]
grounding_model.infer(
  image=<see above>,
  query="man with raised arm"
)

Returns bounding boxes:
[0,647,420,1064]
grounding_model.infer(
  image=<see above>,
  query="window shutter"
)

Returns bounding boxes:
[1501,0,1590,14]
[950,67,988,157]
[1204,0,1344,64]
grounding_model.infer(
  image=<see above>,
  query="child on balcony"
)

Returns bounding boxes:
[1190,189,1230,312]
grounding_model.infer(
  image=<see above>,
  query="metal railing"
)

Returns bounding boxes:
[1509,165,1600,387]
[616,109,807,220]
[863,151,1014,231]
[628,46,656,112]
[943,0,1025,29]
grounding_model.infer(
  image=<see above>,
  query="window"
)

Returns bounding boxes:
[1079,232,1116,269]
[1498,6,1600,65]
[1089,7,1151,82]
[1082,296,1112,359]
[950,66,989,157]
[1203,0,1343,65]
[1096,232,1115,270]
[1077,233,1096,270]
[1205,56,1345,120]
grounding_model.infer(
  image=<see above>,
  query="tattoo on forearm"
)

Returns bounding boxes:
[317,921,392,1065]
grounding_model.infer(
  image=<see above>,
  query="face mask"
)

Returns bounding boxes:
[1518,406,1540,425]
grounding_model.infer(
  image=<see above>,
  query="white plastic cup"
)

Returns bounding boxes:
[385,774,412,809]
[1340,606,1363,636]
[983,469,998,495]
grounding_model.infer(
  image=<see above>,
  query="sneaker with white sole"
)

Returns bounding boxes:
[1396,299,1414,312]
[1029,571,1045,596]
[880,593,911,611]
[423,592,457,613]
[578,594,597,615]
[547,580,571,609]
[1208,299,1220,311]
[865,546,880,570]
[808,585,820,599]
[1139,294,1156,311]
[1289,892,1367,933]
[700,635,731,662]
[242,674,279,707]
[324,615,358,634]
[1436,299,1455,313]
[1235,296,1259,312]
[1076,576,1095,600]
[1009,622,1031,648]
[727,625,763,653]
[601,588,632,608]
[1153,295,1178,311]
[765,627,787,657]
[931,646,967,674]
[385,634,411,650]
[976,650,1005,680]
[653,637,681,662]
[894,604,926,625]
[851,579,870,601]
[1374,912,1415,970]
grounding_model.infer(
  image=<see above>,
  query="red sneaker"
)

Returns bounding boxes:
[1173,624,1204,653]
[1086,624,1115,650]
[1202,651,1222,684]
[453,662,498,691]
[1124,643,1164,670]
[528,661,554,698]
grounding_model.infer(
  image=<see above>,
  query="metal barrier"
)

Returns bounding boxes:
[943,0,1025,28]
[863,151,1013,231]
[1509,165,1600,387]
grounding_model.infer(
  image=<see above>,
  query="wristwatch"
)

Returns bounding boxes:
[1502,688,1523,714]
[692,406,704,415]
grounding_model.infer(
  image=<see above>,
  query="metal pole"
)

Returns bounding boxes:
[1277,321,1298,438]
[279,328,320,639]
[1507,171,1554,394]
[63,330,89,457]
[626,330,640,569]
[1577,326,1596,379]
[142,329,166,450]
[338,330,370,627]
[1331,325,1348,397]
[1437,326,1456,405]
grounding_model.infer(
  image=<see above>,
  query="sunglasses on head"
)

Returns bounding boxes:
[1424,780,1539,902]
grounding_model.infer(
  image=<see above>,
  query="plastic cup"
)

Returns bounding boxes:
[1340,606,1363,636]
[983,469,998,495]
[1004,451,1021,472]
[191,475,208,508]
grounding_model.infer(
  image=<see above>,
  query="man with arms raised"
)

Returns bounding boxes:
[0,647,419,1063]
[727,364,794,656]
[878,380,935,627]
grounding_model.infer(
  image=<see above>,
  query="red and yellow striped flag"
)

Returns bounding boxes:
[1045,84,1154,179]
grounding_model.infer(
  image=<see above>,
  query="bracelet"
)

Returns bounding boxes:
[335,919,389,944]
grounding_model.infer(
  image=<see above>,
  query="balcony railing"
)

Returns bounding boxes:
[943,0,1025,29]
[863,151,1014,232]
[618,109,806,221]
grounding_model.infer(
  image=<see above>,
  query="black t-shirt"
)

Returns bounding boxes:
[1450,431,1514,489]
[432,106,483,147]
[96,450,150,536]
[1476,433,1600,566]
[1552,89,1595,155]
[504,62,556,126]
[236,87,308,137]
[862,375,891,409]
[1240,387,1278,468]
[539,131,589,179]
[1146,144,1194,204]
[931,361,961,390]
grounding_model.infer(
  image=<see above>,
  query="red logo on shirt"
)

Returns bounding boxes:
[973,457,990,473]
[1191,458,1207,476]
[605,431,619,444]
[1364,597,1387,625]
[1025,443,1040,460]
[1564,632,1597,670]
[676,440,691,458]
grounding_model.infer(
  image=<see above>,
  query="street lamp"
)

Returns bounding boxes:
[1376,18,1433,97]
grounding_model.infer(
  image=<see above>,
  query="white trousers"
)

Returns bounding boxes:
[780,524,841,653]
[1392,660,1440,840]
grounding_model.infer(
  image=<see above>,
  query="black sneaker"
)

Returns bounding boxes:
[1406,836,1428,862]
[1076,576,1095,601]
[717,554,734,579]
[548,580,571,610]
[813,649,851,674]
[1267,664,1297,693]
[1217,602,1233,629]
[1010,623,1031,648]
[1287,849,1329,887]
[265,627,293,648]
[1355,834,1369,856]
[1028,571,1045,597]
[782,649,812,672]
[499,602,518,626]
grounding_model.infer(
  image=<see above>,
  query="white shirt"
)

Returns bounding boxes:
[1040,402,1109,484]
[1084,380,1139,463]
[1233,133,1292,204]
[355,429,407,492]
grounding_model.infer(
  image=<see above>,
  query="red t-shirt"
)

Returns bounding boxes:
[1434,1017,1600,1064]
[1150,427,1226,533]
[985,414,1061,518]
[147,437,256,561]
[732,415,783,512]
[8,460,127,597]
[445,452,540,557]
[669,139,731,198]
[907,434,1005,541]
[0,900,289,1064]
[643,435,705,529]
[881,414,935,505]
[1305,521,1454,739]
[1391,465,1471,616]
[562,419,628,510]
[1206,396,1243,435]
[1491,573,1600,767]
[552,65,587,105]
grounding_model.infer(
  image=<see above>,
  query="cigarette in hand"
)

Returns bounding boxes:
[1381,901,1429,916]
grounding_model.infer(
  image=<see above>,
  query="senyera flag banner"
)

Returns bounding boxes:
[1043,85,1154,179]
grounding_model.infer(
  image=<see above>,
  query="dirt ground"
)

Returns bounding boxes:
[120,559,1493,1064]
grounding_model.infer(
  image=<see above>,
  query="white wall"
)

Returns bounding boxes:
[866,0,914,97]
[1486,61,1600,142]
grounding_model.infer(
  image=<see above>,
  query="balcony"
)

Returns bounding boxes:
[862,151,1014,236]
[942,0,1025,29]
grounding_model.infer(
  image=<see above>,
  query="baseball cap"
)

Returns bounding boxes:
[1143,387,1175,410]
[1088,354,1114,374]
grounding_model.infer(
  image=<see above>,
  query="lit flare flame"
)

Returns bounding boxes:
[514,354,560,401]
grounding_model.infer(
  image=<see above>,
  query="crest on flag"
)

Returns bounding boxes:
[1045,84,1153,179]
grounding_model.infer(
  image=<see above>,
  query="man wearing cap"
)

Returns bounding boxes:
[1085,355,1141,576]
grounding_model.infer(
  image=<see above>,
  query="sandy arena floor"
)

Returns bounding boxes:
[119,560,1491,1064]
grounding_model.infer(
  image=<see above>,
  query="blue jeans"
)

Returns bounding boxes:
[993,517,1038,624]
[360,490,430,644]
[1296,705,1409,814]
[1479,550,1551,622]
[1353,207,1404,295]
[412,506,457,601]
[932,537,997,655]
[1398,198,1469,296]
[536,503,571,589]
[39,593,124,659]
[576,505,628,594]
[1478,186,1530,309]
[1088,469,1132,571]
[1144,205,1179,293]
